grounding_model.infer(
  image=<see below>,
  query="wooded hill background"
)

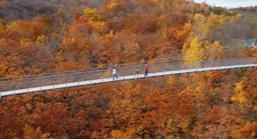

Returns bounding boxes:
[1,0,257,138]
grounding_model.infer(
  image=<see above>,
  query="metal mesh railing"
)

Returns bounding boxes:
[0,57,257,92]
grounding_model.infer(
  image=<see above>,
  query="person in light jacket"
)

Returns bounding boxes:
[112,68,118,81]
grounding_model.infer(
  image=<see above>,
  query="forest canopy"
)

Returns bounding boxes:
[1,0,257,138]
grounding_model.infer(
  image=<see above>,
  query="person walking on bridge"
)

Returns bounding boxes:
[144,64,150,77]
[112,68,118,81]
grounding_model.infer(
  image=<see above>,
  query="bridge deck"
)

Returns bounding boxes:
[1,63,256,97]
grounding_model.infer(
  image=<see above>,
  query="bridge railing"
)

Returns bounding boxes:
[0,57,256,92]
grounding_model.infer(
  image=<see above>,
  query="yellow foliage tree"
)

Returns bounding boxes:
[192,13,225,42]
[80,8,104,30]
[207,13,225,27]
[192,14,209,42]
[205,41,224,60]
[231,81,249,106]
[230,13,244,23]
[83,8,101,21]
[183,37,204,68]
[36,35,46,44]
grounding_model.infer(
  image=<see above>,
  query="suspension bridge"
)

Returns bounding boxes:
[1,56,257,98]
[0,45,257,98]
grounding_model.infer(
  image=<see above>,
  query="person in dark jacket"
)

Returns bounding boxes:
[144,64,149,77]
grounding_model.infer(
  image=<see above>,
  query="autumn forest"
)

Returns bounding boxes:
[1,0,257,138]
